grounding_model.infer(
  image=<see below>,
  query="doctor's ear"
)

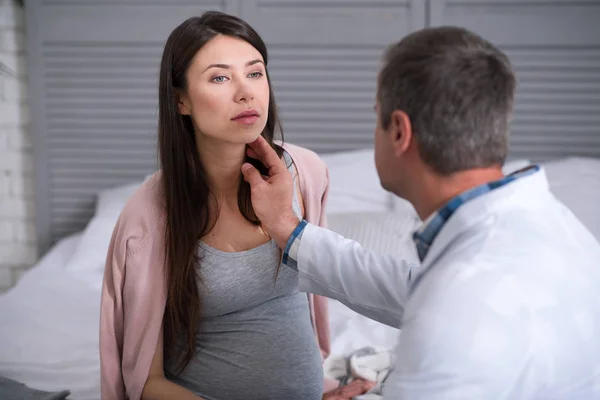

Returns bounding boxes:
[389,110,412,156]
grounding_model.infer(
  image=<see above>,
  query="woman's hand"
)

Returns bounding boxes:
[322,379,376,400]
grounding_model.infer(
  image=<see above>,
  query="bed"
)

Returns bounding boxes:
[1,151,599,399]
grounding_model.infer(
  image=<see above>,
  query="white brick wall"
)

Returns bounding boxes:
[0,0,36,292]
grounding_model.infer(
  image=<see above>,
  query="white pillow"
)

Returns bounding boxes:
[63,214,119,289]
[320,149,393,215]
[95,181,141,218]
[64,181,142,287]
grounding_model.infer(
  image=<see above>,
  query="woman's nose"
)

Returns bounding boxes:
[235,82,254,103]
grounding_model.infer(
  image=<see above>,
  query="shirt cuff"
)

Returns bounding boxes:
[282,219,308,271]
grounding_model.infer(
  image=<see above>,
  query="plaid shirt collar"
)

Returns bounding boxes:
[412,165,540,262]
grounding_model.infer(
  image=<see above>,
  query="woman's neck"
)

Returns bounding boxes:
[195,135,246,200]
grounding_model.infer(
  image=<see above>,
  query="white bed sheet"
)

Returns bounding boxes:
[544,156,600,240]
[0,233,102,400]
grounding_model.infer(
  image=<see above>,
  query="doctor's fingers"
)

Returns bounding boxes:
[246,136,288,177]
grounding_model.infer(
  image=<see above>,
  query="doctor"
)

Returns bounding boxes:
[241,26,600,399]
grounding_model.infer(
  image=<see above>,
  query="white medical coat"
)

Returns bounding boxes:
[295,168,600,399]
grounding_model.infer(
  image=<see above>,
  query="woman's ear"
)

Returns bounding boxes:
[177,90,191,116]
[389,110,412,157]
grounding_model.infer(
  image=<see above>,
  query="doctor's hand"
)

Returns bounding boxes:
[241,136,300,250]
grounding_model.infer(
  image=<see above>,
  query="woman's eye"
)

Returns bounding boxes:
[212,76,228,83]
[248,71,263,78]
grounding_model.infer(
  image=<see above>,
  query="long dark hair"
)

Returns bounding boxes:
[158,11,284,373]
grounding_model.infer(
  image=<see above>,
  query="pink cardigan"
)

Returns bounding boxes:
[99,143,333,399]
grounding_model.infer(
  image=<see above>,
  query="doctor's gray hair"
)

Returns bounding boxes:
[377,26,516,175]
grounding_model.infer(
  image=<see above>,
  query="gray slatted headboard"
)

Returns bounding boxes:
[26,0,600,255]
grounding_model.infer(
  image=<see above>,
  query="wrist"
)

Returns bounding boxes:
[272,213,301,249]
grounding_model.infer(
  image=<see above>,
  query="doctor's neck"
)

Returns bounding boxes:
[410,166,505,221]
[195,135,246,199]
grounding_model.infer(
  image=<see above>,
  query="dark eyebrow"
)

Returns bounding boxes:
[247,59,264,67]
[203,59,264,72]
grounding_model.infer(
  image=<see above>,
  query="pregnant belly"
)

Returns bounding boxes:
[165,297,324,400]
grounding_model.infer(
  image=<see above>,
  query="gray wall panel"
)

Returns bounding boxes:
[241,0,425,152]
[430,0,600,162]
[26,0,598,254]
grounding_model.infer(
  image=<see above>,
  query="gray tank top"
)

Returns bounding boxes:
[164,151,324,400]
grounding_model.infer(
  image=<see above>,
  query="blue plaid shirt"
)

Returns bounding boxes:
[413,165,540,261]
[282,220,308,271]
[283,165,540,268]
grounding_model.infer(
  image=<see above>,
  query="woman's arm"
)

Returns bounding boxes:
[141,324,204,400]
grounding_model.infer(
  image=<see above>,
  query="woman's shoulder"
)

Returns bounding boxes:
[114,171,167,254]
[281,142,326,168]
[280,143,329,220]
[281,142,328,184]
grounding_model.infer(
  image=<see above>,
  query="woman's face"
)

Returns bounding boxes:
[178,34,270,145]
